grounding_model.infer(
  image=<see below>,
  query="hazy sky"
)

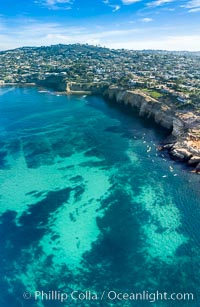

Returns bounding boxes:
[0,0,200,51]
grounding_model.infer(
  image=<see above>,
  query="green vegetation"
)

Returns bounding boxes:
[0,44,200,111]
[142,89,163,99]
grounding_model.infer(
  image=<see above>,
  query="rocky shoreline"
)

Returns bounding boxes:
[103,86,200,174]
[2,81,200,173]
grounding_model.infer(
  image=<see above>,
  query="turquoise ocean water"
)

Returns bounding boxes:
[0,86,200,306]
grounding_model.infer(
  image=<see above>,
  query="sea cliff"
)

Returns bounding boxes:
[103,86,200,173]
[66,82,109,95]
[37,77,200,172]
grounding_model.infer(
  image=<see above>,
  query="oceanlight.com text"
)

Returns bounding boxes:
[23,290,194,303]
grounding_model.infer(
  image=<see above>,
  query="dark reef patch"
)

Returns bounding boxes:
[0,187,71,260]
[70,175,83,183]
[0,151,8,169]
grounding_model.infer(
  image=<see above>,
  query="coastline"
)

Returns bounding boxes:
[1,82,200,173]
[67,90,92,95]
[103,86,200,174]
[0,82,36,86]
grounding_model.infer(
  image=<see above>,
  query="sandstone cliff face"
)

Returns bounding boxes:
[37,76,67,91]
[104,86,174,130]
[104,86,200,173]
[172,118,185,137]
[67,82,108,94]
[167,112,200,172]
